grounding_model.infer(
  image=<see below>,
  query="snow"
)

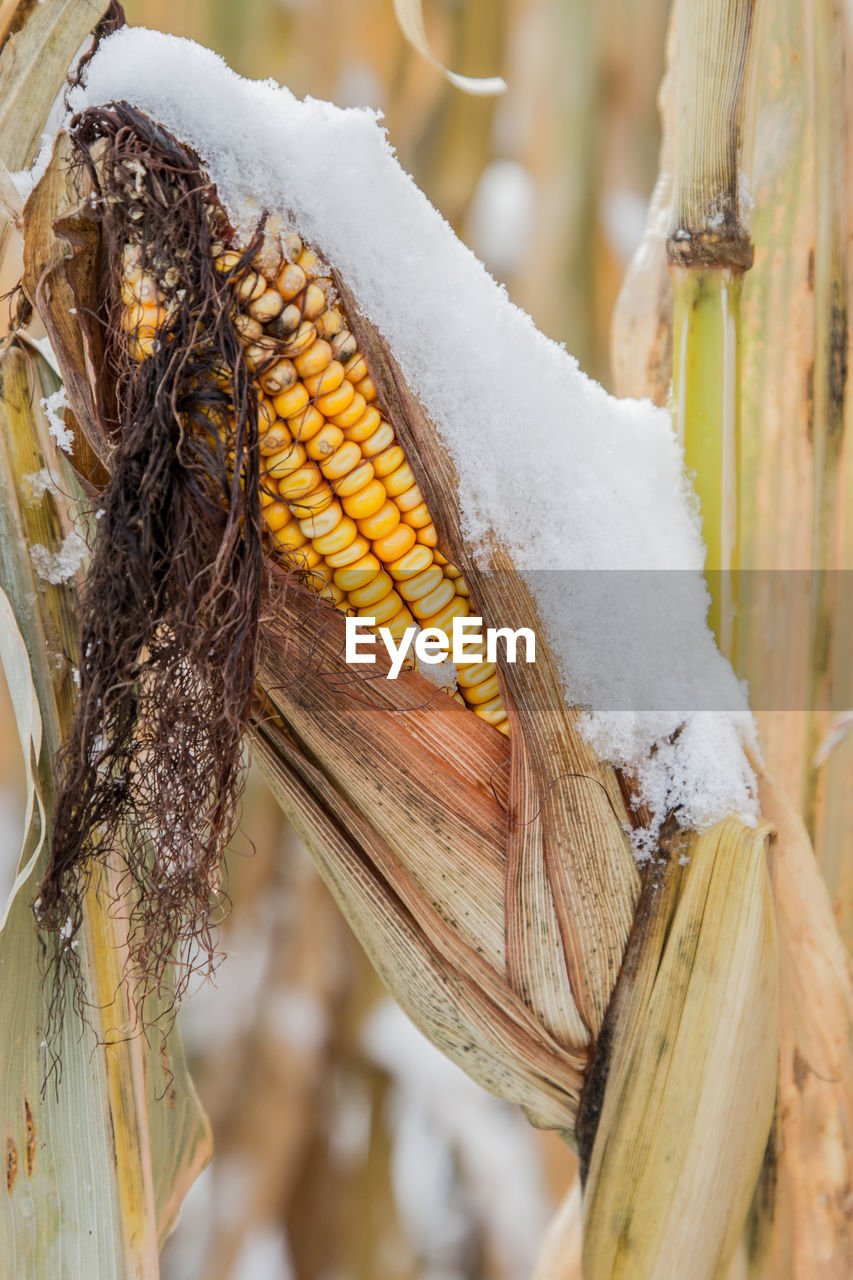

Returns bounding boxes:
[467,159,536,276]
[363,999,552,1280]
[29,529,87,584]
[39,387,73,452]
[68,28,759,845]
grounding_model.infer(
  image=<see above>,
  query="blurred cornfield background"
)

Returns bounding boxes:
[2,0,842,1277]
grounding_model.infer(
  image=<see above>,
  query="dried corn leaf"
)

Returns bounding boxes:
[581,818,778,1280]
[0,346,210,1276]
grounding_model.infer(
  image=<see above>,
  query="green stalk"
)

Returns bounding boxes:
[667,0,756,658]
[672,265,743,653]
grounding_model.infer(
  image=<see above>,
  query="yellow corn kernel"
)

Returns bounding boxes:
[287,405,325,442]
[453,579,470,598]
[324,534,371,568]
[306,424,345,461]
[397,565,445,603]
[372,446,405,479]
[342,478,386,520]
[294,339,333,379]
[411,579,456,622]
[358,590,402,625]
[248,288,285,323]
[321,441,362,482]
[343,405,381,443]
[417,523,438,548]
[304,360,345,398]
[403,501,432,530]
[335,459,375,497]
[344,354,368,383]
[278,464,323,501]
[271,518,307,553]
[298,502,343,539]
[384,607,417,641]
[262,501,292,534]
[382,461,416,497]
[331,331,359,364]
[462,674,501,706]
[259,422,293,456]
[272,303,302,336]
[122,301,163,335]
[496,719,510,736]
[257,398,277,432]
[317,306,344,338]
[360,421,395,458]
[372,522,416,563]
[474,695,506,726]
[284,232,303,260]
[215,250,243,273]
[387,544,434,580]
[317,579,346,606]
[236,271,266,304]
[283,321,317,356]
[313,515,359,555]
[457,662,495,689]
[316,381,355,417]
[288,544,323,571]
[302,282,328,320]
[273,382,310,419]
[424,596,469,635]
[265,441,307,478]
[357,499,400,541]
[395,484,424,513]
[260,359,298,395]
[297,247,320,275]
[288,484,335,519]
[277,262,307,300]
[348,570,394,609]
[233,313,263,342]
[328,391,367,428]
[356,375,376,403]
[333,554,381,592]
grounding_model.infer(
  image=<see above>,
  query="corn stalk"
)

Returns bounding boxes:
[610,0,853,1274]
[0,3,211,1275]
[0,345,210,1277]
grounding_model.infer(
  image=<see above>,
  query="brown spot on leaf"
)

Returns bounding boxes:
[5,1138,17,1193]
[24,1099,35,1177]
[793,1044,811,1091]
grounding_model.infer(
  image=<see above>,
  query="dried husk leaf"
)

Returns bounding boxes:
[580,818,778,1280]
[739,762,853,1279]
[0,345,210,1276]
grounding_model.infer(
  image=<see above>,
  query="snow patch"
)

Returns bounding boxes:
[30,529,87,584]
[39,387,73,453]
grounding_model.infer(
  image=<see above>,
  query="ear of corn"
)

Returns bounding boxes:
[122,237,510,733]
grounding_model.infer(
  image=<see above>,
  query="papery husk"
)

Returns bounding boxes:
[580,818,778,1280]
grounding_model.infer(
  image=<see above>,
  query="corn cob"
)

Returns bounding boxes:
[121,235,509,735]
